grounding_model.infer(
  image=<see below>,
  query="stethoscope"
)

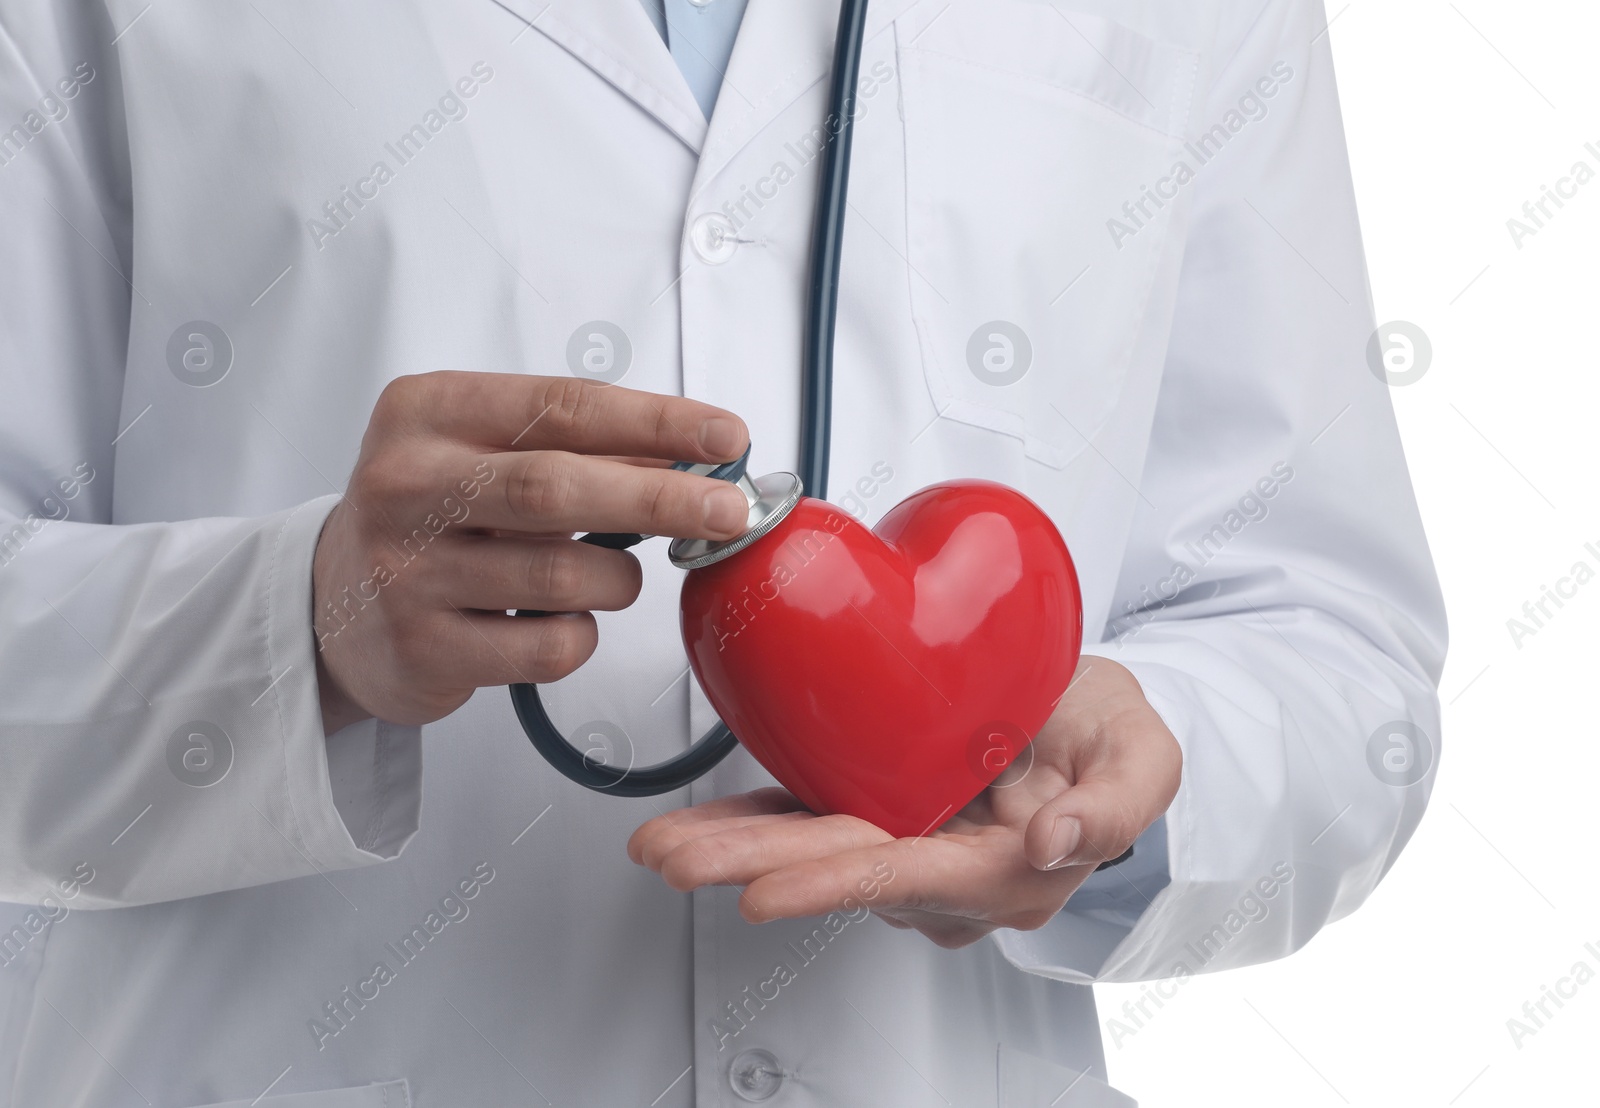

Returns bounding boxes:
[508,0,871,796]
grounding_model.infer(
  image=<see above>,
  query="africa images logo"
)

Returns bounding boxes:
[305,62,495,250]
[1106,61,1296,250]
[308,861,496,1050]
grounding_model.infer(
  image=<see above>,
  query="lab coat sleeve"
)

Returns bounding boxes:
[0,5,421,909]
[992,0,1447,984]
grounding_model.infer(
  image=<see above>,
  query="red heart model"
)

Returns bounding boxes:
[680,479,1083,838]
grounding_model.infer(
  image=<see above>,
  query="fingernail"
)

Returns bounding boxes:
[699,417,743,460]
[704,487,748,535]
[1043,815,1080,870]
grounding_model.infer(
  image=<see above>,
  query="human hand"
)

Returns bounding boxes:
[627,658,1181,948]
[313,372,750,732]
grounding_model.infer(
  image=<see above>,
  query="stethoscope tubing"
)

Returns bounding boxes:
[799,0,870,505]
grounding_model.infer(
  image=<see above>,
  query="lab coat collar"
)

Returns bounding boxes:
[696,0,924,185]
[494,0,926,171]
[491,0,710,152]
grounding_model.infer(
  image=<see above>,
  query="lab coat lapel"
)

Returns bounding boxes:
[695,0,924,186]
[489,0,709,152]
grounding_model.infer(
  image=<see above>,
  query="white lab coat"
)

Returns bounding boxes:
[0,0,1445,1104]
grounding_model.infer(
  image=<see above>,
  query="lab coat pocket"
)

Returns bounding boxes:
[895,4,1199,468]
[998,1043,1137,1107]
[181,1079,410,1108]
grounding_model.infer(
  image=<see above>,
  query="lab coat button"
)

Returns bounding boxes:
[728,1048,785,1101]
[690,212,739,265]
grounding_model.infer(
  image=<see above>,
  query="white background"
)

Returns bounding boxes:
[1101,2,1600,1105]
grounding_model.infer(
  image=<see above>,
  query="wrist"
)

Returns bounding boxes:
[317,649,373,735]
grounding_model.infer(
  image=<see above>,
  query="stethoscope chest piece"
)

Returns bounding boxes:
[669,470,803,571]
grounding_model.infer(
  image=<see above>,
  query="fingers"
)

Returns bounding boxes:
[633,807,1065,929]
[734,839,926,922]
[1023,708,1182,871]
[738,836,1056,927]
[428,535,644,614]
[628,803,1106,941]
[468,451,751,540]
[627,789,809,865]
[636,818,1079,935]
[420,608,599,688]
[652,814,893,892]
[633,811,818,873]
[377,372,749,462]
[319,373,752,729]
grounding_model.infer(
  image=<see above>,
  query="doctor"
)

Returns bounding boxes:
[0,0,1444,1104]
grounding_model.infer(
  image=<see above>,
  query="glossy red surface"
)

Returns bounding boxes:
[680,480,1083,838]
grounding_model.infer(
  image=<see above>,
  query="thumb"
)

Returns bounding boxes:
[1022,723,1181,871]
[1023,781,1145,871]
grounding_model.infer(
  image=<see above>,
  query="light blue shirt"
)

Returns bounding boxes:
[638,0,749,119]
